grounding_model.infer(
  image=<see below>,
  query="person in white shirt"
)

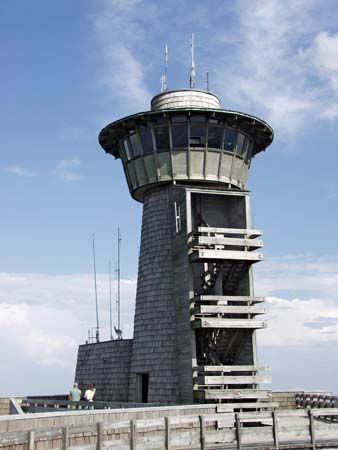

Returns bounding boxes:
[84,384,96,401]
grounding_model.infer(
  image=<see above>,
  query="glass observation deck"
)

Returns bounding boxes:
[99,90,273,201]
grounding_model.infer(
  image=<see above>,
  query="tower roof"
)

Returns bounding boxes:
[151,89,220,111]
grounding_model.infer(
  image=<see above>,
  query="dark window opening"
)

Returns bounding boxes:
[246,140,254,160]
[236,133,246,156]
[129,133,142,157]
[123,138,132,159]
[190,114,206,123]
[207,125,223,149]
[172,124,188,148]
[172,114,187,123]
[138,373,149,403]
[223,128,237,152]
[154,126,170,152]
[139,126,154,155]
[190,124,206,147]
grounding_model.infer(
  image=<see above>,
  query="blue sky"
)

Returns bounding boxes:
[1,0,338,396]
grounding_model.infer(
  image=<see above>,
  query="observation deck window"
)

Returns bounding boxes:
[172,123,188,148]
[223,128,237,152]
[241,136,250,158]
[122,138,131,160]
[139,125,154,155]
[154,125,170,152]
[190,116,207,147]
[129,132,142,157]
[207,124,223,150]
[246,140,253,160]
[236,133,246,156]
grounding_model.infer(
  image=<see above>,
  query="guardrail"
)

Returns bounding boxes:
[21,398,159,413]
[2,408,338,449]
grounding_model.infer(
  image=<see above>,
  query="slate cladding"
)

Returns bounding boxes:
[128,186,181,404]
[75,339,132,402]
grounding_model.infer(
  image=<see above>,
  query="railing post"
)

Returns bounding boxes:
[62,426,69,450]
[272,411,279,450]
[165,417,171,450]
[235,413,242,450]
[130,419,136,450]
[308,409,316,450]
[199,415,206,450]
[28,430,35,450]
[96,422,103,450]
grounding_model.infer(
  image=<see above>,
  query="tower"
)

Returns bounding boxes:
[99,88,273,406]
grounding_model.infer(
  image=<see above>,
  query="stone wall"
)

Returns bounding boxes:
[75,339,132,402]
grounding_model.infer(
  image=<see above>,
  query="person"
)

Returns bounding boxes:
[84,384,96,401]
[69,383,81,401]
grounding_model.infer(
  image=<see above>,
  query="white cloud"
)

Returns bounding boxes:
[4,166,36,177]
[255,254,338,347]
[91,0,338,135]
[0,272,136,394]
[209,0,338,134]
[53,158,83,182]
[92,0,151,116]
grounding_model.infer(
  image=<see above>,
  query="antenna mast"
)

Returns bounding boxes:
[109,261,113,340]
[114,227,123,339]
[161,44,168,92]
[190,33,195,88]
[92,233,100,343]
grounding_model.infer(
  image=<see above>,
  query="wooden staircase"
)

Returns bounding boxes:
[189,227,272,409]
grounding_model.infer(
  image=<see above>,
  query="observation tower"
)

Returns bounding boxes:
[99,86,274,406]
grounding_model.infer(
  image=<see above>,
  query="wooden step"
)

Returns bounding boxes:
[191,318,267,329]
[189,249,263,262]
[217,402,279,412]
[193,295,265,303]
[198,389,272,400]
[189,235,263,249]
[196,374,271,385]
[193,304,266,315]
[194,226,262,238]
[195,365,270,373]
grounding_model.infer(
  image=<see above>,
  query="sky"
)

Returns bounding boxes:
[1,0,338,396]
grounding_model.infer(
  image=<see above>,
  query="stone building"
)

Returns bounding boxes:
[75,88,274,407]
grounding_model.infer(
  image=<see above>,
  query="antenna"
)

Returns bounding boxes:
[189,33,196,89]
[206,71,209,91]
[114,227,123,340]
[161,44,168,92]
[109,261,113,340]
[92,233,100,343]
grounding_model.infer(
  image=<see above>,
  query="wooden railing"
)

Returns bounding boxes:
[188,227,263,263]
[2,408,338,449]
[190,295,267,329]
